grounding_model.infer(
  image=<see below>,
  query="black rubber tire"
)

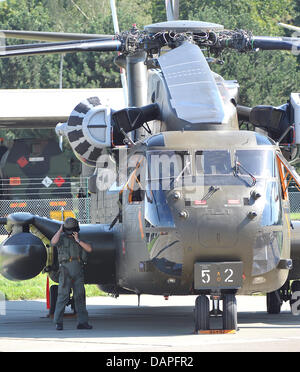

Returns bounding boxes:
[195,295,210,332]
[222,294,237,330]
[266,290,282,314]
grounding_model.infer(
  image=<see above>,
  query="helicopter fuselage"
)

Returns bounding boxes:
[114,130,291,296]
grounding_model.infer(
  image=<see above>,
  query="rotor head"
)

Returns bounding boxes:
[144,20,224,34]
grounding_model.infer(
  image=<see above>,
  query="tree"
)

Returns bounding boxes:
[176,0,299,107]
[0,0,152,90]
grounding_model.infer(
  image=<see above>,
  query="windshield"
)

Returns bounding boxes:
[145,149,275,188]
[235,150,275,178]
[196,150,231,175]
[195,149,275,186]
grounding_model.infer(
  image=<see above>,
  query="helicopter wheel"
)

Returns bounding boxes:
[222,294,237,331]
[194,295,210,332]
[266,290,282,314]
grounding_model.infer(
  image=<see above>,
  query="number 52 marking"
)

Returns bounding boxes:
[201,268,234,284]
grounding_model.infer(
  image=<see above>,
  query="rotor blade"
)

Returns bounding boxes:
[252,36,300,51]
[165,0,179,21]
[0,29,114,42]
[110,0,120,34]
[110,0,128,106]
[4,37,113,52]
[278,23,300,33]
[0,38,122,58]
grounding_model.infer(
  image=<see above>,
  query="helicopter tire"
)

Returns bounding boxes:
[266,290,282,314]
[222,294,237,331]
[195,295,210,332]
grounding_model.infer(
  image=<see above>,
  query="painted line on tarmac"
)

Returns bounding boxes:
[189,335,300,346]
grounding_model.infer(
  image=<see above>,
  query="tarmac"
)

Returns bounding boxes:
[0,294,300,353]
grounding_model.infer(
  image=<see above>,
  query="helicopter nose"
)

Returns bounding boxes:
[170,189,257,261]
[197,212,239,249]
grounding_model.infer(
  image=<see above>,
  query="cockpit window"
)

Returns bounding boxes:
[194,149,275,186]
[146,150,191,190]
[196,150,231,175]
[235,150,275,177]
[255,133,275,146]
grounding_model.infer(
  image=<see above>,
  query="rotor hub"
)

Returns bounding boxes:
[144,20,224,34]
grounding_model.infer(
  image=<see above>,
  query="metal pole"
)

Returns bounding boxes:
[126,51,148,141]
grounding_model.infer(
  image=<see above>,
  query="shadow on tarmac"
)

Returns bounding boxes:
[0,299,299,340]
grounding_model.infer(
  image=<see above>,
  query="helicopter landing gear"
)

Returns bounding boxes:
[222,294,237,331]
[266,280,300,315]
[194,292,238,333]
[266,290,282,314]
[195,295,210,331]
[266,280,289,314]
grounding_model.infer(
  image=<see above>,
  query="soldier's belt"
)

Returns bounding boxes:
[60,256,81,264]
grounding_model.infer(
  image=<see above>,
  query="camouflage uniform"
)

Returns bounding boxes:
[53,233,89,326]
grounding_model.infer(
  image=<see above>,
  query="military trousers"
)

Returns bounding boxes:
[53,260,89,325]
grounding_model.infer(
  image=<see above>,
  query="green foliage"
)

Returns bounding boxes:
[179,0,295,32]
[178,0,299,107]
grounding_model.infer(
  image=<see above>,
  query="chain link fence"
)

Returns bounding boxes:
[0,176,91,235]
[0,197,91,235]
[289,192,300,215]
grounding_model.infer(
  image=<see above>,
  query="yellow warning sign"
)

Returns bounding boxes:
[50,210,75,221]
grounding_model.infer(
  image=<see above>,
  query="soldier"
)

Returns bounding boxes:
[51,217,93,330]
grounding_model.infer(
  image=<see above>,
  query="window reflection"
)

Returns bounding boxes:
[196,150,231,175]
[235,150,275,178]
[261,181,282,226]
[146,150,191,191]
[145,189,175,228]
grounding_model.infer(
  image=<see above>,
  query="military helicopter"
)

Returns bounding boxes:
[0,0,300,332]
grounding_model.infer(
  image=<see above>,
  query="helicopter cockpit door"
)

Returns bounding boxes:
[121,154,146,241]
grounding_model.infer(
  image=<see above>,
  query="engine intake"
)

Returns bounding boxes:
[56,96,113,167]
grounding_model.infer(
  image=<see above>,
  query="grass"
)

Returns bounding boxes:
[0,273,105,300]
[291,213,300,220]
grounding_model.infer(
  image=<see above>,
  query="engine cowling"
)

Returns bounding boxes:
[0,232,46,281]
